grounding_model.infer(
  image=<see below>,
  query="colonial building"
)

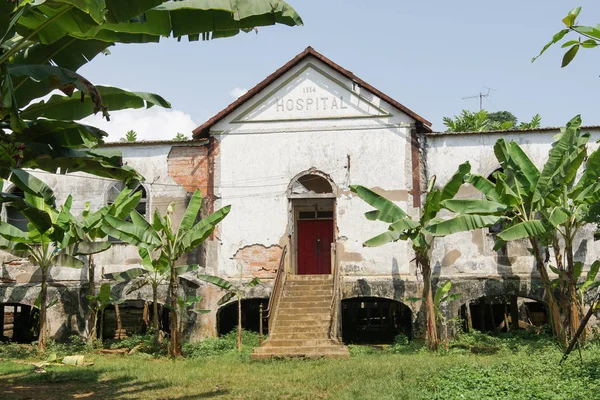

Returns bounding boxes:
[1,47,599,357]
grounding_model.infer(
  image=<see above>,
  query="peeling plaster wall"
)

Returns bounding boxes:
[212,56,417,281]
[0,143,200,339]
[425,129,600,282]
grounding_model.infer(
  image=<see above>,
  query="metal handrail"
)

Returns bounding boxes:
[265,245,287,333]
[329,243,342,341]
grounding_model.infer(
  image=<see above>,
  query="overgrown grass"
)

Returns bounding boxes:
[1,331,599,399]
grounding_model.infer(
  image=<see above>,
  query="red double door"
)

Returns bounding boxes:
[297,220,333,275]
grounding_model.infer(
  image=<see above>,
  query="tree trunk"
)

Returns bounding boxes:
[237,297,242,352]
[152,287,159,346]
[564,240,583,341]
[510,296,519,331]
[420,256,438,351]
[87,254,96,344]
[530,238,566,347]
[99,308,104,342]
[168,268,180,358]
[115,304,122,340]
[465,302,473,333]
[142,301,149,333]
[38,268,48,353]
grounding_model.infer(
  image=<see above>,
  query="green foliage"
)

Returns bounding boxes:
[443,110,542,132]
[173,132,188,141]
[182,330,261,358]
[534,6,600,68]
[120,129,137,142]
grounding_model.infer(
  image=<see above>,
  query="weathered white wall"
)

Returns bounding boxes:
[0,143,193,337]
[425,129,600,281]
[210,56,418,280]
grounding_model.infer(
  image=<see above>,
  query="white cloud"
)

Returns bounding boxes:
[229,87,248,98]
[80,107,197,142]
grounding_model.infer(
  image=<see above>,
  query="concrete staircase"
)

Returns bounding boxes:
[251,274,349,359]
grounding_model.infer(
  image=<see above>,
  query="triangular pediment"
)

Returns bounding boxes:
[232,63,391,123]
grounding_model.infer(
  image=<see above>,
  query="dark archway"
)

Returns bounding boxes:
[1,303,39,343]
[460,295,548,333]
[217,298,268,336]
[101,300,169,339]
[341,297,412,344]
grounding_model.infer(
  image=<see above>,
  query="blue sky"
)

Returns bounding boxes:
[80,1,600,140]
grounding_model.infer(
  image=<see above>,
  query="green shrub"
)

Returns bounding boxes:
[183,330,261,358]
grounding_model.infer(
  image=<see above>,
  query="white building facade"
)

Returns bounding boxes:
[1,47,598,343]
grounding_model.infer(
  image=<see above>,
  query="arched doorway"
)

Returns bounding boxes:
[217,298,268,336]
[101,300,169,340]
[460,295,548,333]
[288,171,336,275]
[1,303,39,343]
[341,297,412,344]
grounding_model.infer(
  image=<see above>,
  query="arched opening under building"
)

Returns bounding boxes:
[217,298,268,336]
[341,297,412,344]
[460,296,548,334]
[1,303,39,343]
[101,300,169,340]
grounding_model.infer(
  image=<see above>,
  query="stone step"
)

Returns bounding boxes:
[279,300,330,308]
[250,351,349,360]
[277,307,331,315]
[253,345,348,355]
[273,319,330,329]
[272,324,330,333]
[269,331,330,340]
[279,292,333,298]
[287,274,333,281]
[284,285,333,292]
[276,313,330,322]
[285,280,333,286]
[262,339,337,348]
[283,289,333,297]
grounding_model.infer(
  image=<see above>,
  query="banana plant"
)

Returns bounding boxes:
[102,189,230,357]
[200,266,261,352]
[0,1,302,203]
[87,283,123,342]
[351,162,503,351]
[408,281,462,350]
[0,190,104,352]
[164,295,210,342]
[462,115,598,345]
[76,186,142,342]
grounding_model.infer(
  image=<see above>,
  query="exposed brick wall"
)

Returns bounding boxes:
[167,145,210,194]
[232,245,283,278]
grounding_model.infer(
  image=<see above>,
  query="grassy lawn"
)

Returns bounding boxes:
[1,333,599,400]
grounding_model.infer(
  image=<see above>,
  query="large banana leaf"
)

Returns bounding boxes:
[425,214,502,236]
[177,205,231,252]
[103,215,162,248]
[441,199,506,215]
[0,193,53,233]
[104,267,149,282]
[439,162,471,202]
[21,86,170,121]
[465,174,503,204]
[350,185,407,223]
[571,147,600,199]
[4,168,56,207]
[363,229,402,247]
[532,116,579,205]
[197,274,232,290]
[178,190,203,234]
[497,220,546,241]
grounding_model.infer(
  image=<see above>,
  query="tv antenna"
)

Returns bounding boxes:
[462,87,495,111]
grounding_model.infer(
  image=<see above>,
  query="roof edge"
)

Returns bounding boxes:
[192,46,432,138]
[427,125,600,136]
